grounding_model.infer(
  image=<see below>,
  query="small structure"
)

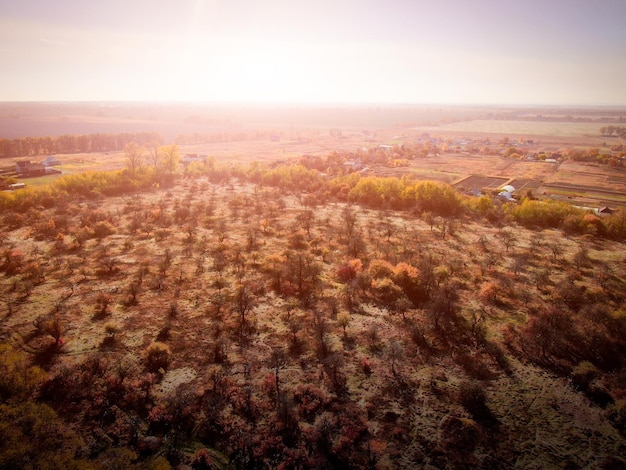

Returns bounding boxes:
[498,184,516,201]
[465,188,483,197]
[181,154,208,172]
[597,206,615,216]
[42,156,62,166]
[182,154,207,164]
[497,191,515,201]
[344,160,364,171]
[15,161,47,177]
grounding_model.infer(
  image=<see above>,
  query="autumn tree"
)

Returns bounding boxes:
[159,144,181,180]
[337,311,351,340]
[124,142,145,175]
[0,401,91,468]
[342,205,358,239]
[35,313,65,347]
[284,250,321,301]
[0,344,45,399]
[144,342,171,372]
[297,209,315,239]
[479,282,499,305]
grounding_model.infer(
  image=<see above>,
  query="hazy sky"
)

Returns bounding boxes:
[1,0,625,105]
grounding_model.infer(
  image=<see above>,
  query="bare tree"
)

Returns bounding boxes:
[148,142,161,175]
[342,205,358,239]
[234,282,256,342]
[269,348,288,399]
[297,209,315,239]
[548,240,562,261]
[124,142,145,175]
[386,338,404,378]
[498,228,517,252]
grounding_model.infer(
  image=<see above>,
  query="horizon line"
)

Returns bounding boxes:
[2,100,626,110]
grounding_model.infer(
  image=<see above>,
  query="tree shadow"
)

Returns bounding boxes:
[33,342,63,369]
[99,336,117,350]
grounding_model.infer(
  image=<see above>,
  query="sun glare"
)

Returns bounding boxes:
[169,37,324,103]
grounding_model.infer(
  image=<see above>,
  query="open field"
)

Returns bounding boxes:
[3,102,624,142]
[7,135,626,209]
[0,102,497,140]
[453,175,510,190]
[419,119,607,137]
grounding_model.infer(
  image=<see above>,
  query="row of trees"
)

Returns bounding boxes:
[0,132,163,159]
[0,143,182,212]
[2,151,625,241]
[341,176,464,215]
[600,125,626,138]
[123,143,181,180]
[509,198,626,238]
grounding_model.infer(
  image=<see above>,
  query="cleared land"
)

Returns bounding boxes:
[419,119,606,137]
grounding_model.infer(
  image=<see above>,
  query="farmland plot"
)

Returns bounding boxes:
[421,120,605,137]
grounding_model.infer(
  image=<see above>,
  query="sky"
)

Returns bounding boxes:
[1,0,625,105]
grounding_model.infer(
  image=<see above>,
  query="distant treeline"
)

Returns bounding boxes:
[0,132,163,159]
[600,126,626,138]
[174,130,284,145]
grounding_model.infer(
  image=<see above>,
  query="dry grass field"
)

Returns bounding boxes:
[1,103,626,468]
[2,175,626,468]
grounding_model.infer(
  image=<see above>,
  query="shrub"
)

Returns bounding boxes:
[293,384,329,422]
[367,259,395,279]
[104,322,118,340]
[607,399,626,435]
[191,448,215,470]
[92,221,117,239]
[144,342,171,372]
[336,258,363,282]
[0,344,45,399]
[571,361,599,390]
[370,277,403,310]
[439,415,480,455]
[458,380,488,419]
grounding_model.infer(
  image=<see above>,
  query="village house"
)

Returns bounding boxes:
[15,161,47,177]
[15,160,61,177]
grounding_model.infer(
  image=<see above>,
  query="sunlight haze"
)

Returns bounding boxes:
[1,0,625,105]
